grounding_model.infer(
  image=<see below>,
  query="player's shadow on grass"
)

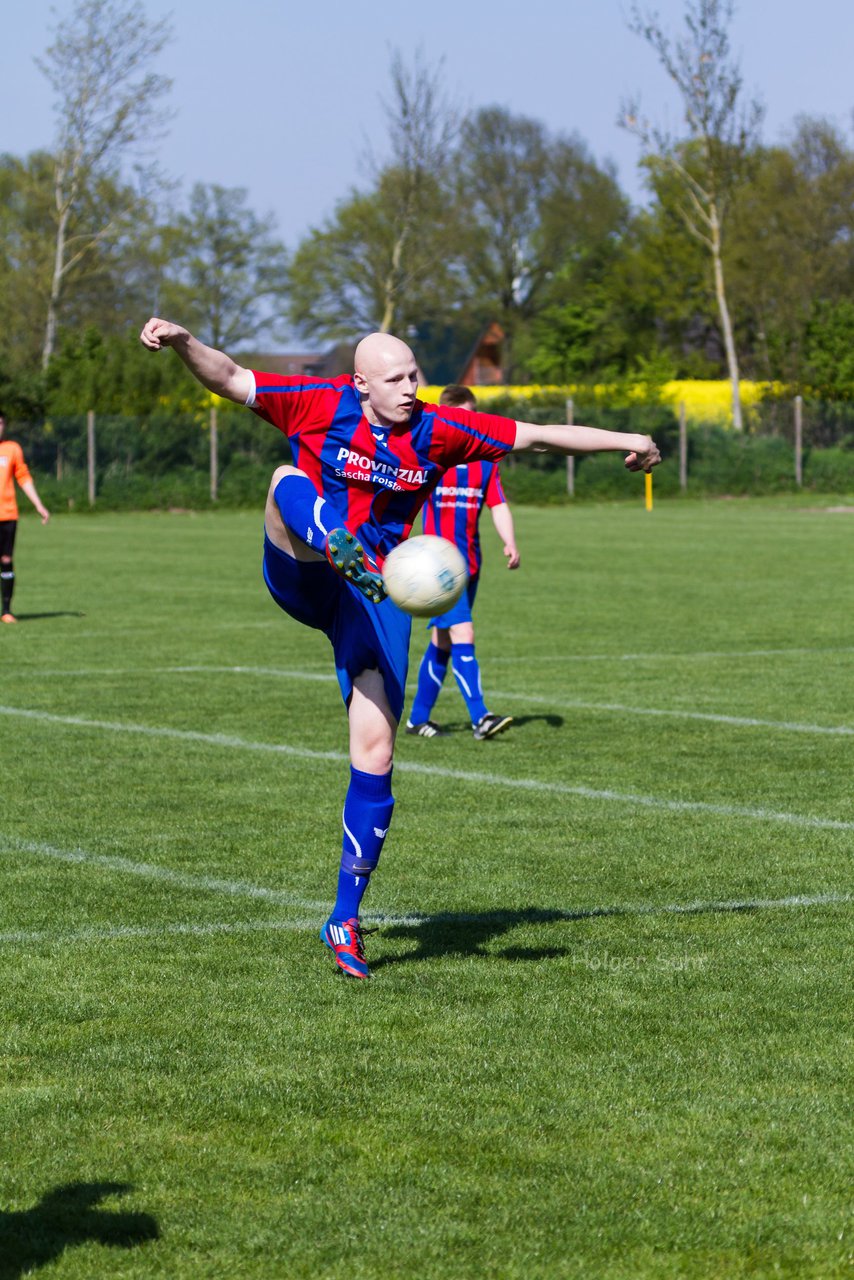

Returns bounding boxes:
[0,1181,159,1279]
[507,713,564,730]
[373,906,582,969]
[9,611,85,622]
[373,896,791,970]
[439,713,564,735]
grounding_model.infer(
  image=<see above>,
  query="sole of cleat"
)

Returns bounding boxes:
[473,714,513,740]
[325,531,386,604]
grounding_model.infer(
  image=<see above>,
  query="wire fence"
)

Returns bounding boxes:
[7,395,854,510]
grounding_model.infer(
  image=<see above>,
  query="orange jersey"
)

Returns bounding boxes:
[0,440,32,521]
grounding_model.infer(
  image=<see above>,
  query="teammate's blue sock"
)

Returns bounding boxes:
[452,642,489,724]
[273,473,342,555]
[332,766,395,921]
[409,641,450,723]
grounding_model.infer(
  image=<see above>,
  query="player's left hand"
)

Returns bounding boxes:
[504,543,521,570]
[624,436,661,472]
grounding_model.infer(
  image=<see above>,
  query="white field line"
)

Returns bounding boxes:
[0,836,328,910]
[0,891,849,950]
[491,646,854,664]
[383,891,854,929]
[0,917,319,946]
[25,644,854,669]
[489,689,854,737]
[21,648,854,675]
[1,703,853,832]
[18,665,336,681]
[11,666,854,737]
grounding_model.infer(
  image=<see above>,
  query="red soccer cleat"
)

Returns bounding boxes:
[320,916,374,979]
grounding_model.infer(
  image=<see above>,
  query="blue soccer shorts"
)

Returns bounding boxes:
[429,572,480,629]
[262,535,412,722]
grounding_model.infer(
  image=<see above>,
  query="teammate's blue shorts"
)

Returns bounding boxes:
[429,572,480,629]
[263,535,412,722]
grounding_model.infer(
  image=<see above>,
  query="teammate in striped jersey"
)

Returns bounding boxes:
[140,318,661,979]
[407,386,519,741]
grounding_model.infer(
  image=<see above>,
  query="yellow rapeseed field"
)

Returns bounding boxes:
[419,380,788,427]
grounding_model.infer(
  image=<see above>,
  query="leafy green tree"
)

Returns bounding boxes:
[0,148,166,391]
[517,153,720,383]
[522,289,621,383]
[803,300,854,395]
[453,107,627,378]
[289,185,404,340]
[0,153,56,378]
[726,119,854,381]
[46,327,191,417]
[160,184,290,351]
[615,160,725,377]
[287,171,463,343]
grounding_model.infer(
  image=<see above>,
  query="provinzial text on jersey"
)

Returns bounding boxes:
[334,447,429,487]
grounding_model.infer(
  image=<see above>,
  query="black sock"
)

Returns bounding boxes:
[0,562,13,614]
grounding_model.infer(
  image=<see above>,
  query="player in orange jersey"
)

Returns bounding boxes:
[0,411,50,623]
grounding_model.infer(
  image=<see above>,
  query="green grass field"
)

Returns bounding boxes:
[1,498,852,1279]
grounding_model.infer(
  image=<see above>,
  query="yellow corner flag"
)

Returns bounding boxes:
[644,471,653,511]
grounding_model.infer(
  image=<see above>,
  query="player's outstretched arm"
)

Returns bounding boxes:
[490,502,520,569]
[512,420,661,472]
[139,318,254,404]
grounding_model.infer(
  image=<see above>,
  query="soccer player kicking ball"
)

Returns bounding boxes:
[406,384,519,742]
[140,318,661,979]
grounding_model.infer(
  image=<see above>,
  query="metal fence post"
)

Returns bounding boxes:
[87,409,96,506]
[566,398,574,497]
[794,395,803,488]
[679,400,687,491]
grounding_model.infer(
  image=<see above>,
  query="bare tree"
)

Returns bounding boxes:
[621,0,762,428]
[371,47,458,332]
[36,0,172,368]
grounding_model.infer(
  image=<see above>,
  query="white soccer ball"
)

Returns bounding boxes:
[382,534,468,617]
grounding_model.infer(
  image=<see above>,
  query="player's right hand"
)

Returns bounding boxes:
[624,436,662,472]
[139,317,188,351]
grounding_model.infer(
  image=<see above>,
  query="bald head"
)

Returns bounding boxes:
[354,332,415,378]
[353,332,419,428]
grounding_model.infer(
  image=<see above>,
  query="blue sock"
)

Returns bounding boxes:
[332,766,395,921]
[452,642,488,724]
[273,474,343,555]
[408,641,450,723]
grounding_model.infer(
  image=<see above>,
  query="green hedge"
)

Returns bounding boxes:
[499,429,854,505]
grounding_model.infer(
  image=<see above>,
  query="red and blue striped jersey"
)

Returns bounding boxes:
[249,372,516,564]
[422,462,507,576]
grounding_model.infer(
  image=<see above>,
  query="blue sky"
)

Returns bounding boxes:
[4,0,853,250]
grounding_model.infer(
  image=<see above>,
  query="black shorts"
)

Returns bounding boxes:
[0,521,17,558]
